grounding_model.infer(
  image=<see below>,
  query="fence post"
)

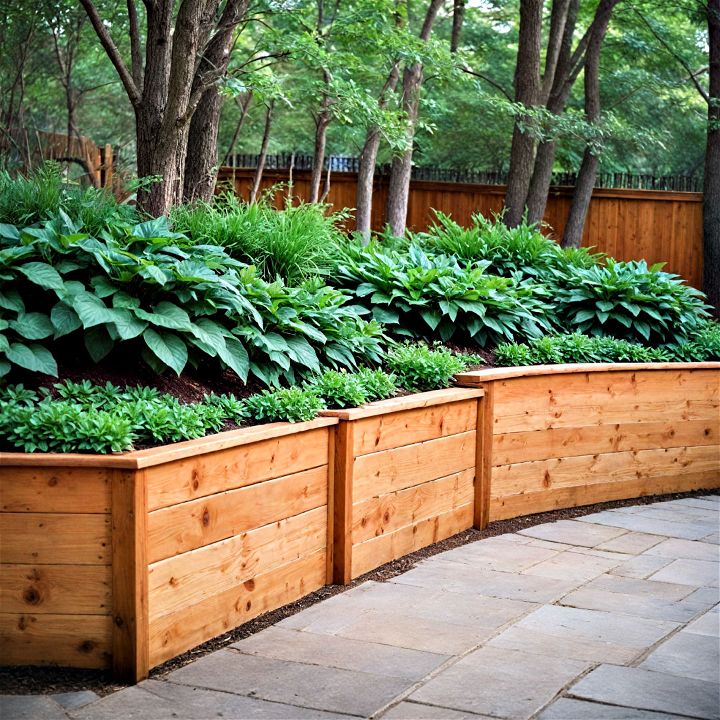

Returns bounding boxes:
[473,383,494,530]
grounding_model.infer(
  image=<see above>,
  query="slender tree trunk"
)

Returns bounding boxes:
[503,0,543,227]
[562,0,619,248]
[385,0,443,236]
[704,0,720,315]
[355,62,400,241]
[450,0,465,53]
[310,71,332,204]
[250,101,274,202]
[221,92,253,167]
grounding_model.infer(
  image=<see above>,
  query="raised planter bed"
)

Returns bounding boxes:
[455,362,720,524]
[0,417,338,682]
[321,387,485,582]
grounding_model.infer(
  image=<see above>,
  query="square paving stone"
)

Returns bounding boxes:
[391,561,580,603]
[596,531,666,555]
[335,609,497,655]
[645,538,720,562]
[0,696,68,720]
[522,551,623,582]
[557,586,712,623]
[568,664,720,720]
[649,558,719,587]
[538,697,687,719]
[382,701,495,719]
[231,626,449,679]
[409,645,588,720]
[684,607,720,637]
[518,519,628,547]
[278,593,373,634]
[640,631,720,683]
[69,679,353,719]
[165,649,411,717]
[439,539,559,572]
[671,497,720,511]
[51,692,98,711]
[584,573,696,601]
[575,513,714,541]
[701,530,720,545]
[609,555,675,579]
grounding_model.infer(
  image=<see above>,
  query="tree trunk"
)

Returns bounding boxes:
[310,72,332,204]
[704,0,720,315]
[503,0,543,227]
[221,92,253,167]
[355,62,401,241]
[385,0,443,237]
[562,0,619,248]
[250,101,274,202]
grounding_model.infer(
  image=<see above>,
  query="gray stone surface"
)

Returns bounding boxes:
[231,625,449,679]
[382,702,494,719]
[0,696,68,720]
[518,519,628,547]
[438,538,559,571]
[575,511,715,540]
[684,607,720,637]
[640,631,720,683]
[538,698,687,719]
[409,645,588,720]
[583,573,697,601]
[569,664,720,720]
[165,649,412,717]
[649,558,719,587]
[609,554,675,579]
[522,550,623,582]
[595,531,666,554]
[646,538,719,561]
[51,692,98,711]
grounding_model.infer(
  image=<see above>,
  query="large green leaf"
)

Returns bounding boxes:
[72,293,116,328]
[135,301,192,330]
[5,342,58,376]
[217,336,250,381]
[85,326,114,362]
[51,303,83,337]
[10,313,54,340]
[143,329,188,375]
[0,289,25,313]
[18,262,64,291]
[112,309,147,340]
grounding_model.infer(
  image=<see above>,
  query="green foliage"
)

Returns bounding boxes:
[354,367,397,401]
[494,333,671,366]
[337,243,553,345]
[0,211,384,384]
[0,380,246,453]
[554,260,711,344]
[0,165,138,235]
[171,196,349,285]
[386,343,468,392]
[243,386,325,423]
[309,369,368,409]
[662,322,720,361]
[418,212,600,282]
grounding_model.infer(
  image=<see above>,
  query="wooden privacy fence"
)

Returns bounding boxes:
[216,168,704,289]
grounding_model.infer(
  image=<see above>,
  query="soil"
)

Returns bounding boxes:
[0,488,714,698]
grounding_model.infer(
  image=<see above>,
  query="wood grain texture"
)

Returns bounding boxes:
[111,469,149,682]
[147,465,327,562]
[350,399,477,456]
[0,513,111,565]
[148,506,327,622]
[145,428,330,512]
[475,389,494,529]
[0,564,111,615]
[0,467,111,513]
[351,503,473,578]
[332,421,354,585]
[352,469,474,544]
[353,430,476,502]
[148,550,326,667]
[0,612,111,668]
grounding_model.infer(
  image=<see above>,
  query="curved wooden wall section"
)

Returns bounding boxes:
[455,363,720,522]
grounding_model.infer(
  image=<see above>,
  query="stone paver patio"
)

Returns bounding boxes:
[3,495,718,720]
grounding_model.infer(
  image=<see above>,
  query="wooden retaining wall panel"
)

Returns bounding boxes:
[146,427,330,511]
[147,465,328,562]
[0,613,112,669]
[352,430,476,502]
[148,550,327,667]
[352,503,474,578]
[352,399,477,456]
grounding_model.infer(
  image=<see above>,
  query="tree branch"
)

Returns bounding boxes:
[127,0,144,92]
[79,0,141,106]
[462,67,513,100]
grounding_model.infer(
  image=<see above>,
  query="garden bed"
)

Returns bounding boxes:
[454,362,720,523]
[0,417,337,682]
[320,387,484,582]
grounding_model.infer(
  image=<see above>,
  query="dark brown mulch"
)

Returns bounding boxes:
[0,488,715,698]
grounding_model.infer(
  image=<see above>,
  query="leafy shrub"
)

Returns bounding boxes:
[417,212,600,281]
[386,343,468,391]
[554,260,710,344]
[337,243,553,345]
[171,196,348,284]
[354,367,397,401]
[0,381,246,453]
[0,164,137,235]
[662,321,720,361]
[309,369,368,409]
[0,212,383,384]
[243,386,325,423]
[494,333,671,366]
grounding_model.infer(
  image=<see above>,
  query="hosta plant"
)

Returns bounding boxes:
[386,342,470,391]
